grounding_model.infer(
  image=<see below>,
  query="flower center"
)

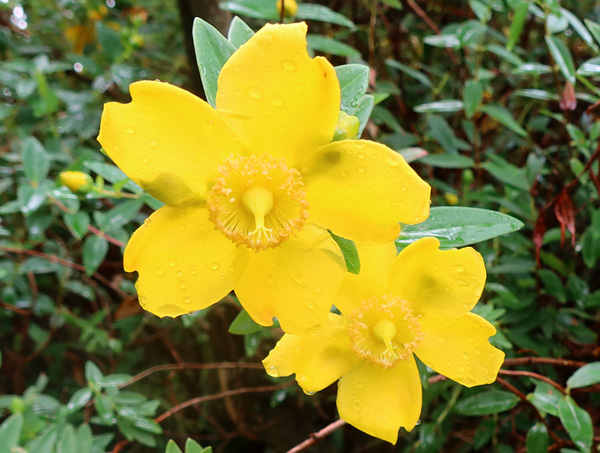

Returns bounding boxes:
[348,294,423,368]
[208,154,309,251]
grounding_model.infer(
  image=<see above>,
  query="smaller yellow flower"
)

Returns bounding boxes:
[263,237,504,444]
[59,171,93,192]
[277,0,298,18]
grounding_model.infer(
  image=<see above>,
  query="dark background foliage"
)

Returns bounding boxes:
[0,0,599,452]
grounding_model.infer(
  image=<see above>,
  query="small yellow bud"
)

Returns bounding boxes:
[276,0,298,18]
[59,171,93,193]
[131,34,145,47]
[444,193,459,206]
[333,111,360,141]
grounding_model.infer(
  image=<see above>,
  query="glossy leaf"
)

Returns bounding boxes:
[526,423,549,453]
[455,390,520,416]
[396,207,524,249]
[480,104,528,137]
[227,16,254,48]
[56,424,77,453]
[0,413,23,450]
[386,59,432,88]
[329,230,360,274]
[296,3,355,28]
[414,100,463,113]
[306,35,360,57]
[463,79,483,118]
[63,212,90,239]
[566,362,600,389]
[192,18,236,108]
[336,64,369,116]
[507,1,529,51]
[420,154,475,168]
[228,309,263,335]
[545,35,576,84]
[82,235,108,276]
[22,137,50,184]
[558,396,593,452]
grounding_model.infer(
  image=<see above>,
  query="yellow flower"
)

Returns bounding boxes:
[277,0,298,18]
[59,171,93,192]
[97,23,430,334]
[263,237,504,442]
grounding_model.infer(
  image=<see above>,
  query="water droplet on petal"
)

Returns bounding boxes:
[358,165,366,174]
[176,270,183,277]
[357,152,366,159]
[248,86,262,99]
[456,265,465,272]
[126,127,135,134]
[169,260,176,267]
[268,365,280,377]
[210,262,220,270]
[141,156,149,164]
[183,296,191,304]
[272,95,283,107]
[282,60,297,71]
[149,140,157,148]
[178,281,186,289]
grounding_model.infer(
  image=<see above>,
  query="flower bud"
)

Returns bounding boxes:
[276,0,298,18]
[333,111,360,141]
[59,171,93,193]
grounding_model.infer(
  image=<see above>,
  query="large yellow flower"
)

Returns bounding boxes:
[263,237,505,442]
[97,22,430,334]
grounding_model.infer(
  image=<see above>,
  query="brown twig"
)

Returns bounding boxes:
[154,382,293,424]
[286,419,347,453]
[502,357,586,368]
[498,369,566,394]
[120,362,264,388]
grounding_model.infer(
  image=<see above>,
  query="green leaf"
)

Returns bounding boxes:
[455,390,520,416]
[561,8,598,51]
[385,59,432,88]
[514,89,559,101]
[566,362,600,389]
[227,16,254,48]
[228,309,262,335]
[528,382,561,416]
[577,56,600,76]
[414,100,463,113]
[512,62,552,75]
[355,94,375,136]
[420,154,474,168]
[82,236,109,276]
[482,154,529,191]
[507,0,529,51]
[526,423,549,453]
[0,413,23,450]
[84,161,141,193]
[584,18,600,46]
[76,424,93,453]
[423,34,460,48]
[64,212,90,239]
[85,361,104,387]
[463,80,483,118]
[57,424,77,453]
[480,104,528,137]
[545,35,576,84]
[396,207,524,249]
[22,137,50,184]
[219,0,278,20]
[97,23,123,60]
[296,3,355,28]
[25,426,58,453]
[67,388,93,413]
[329,231,360,274]
[186,437,212,453]
[307,35,360,57]
[166,440,184,453]
[192,18,236,108]
[336,64,369,115]
[104,199,144,231]
[558,396,593,452]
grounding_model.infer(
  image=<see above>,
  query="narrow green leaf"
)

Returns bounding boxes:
[414,100,463,113]
[482,153,529,190]
[480,104,528,137]
[219,0,278,20]
[296,4,355,28]
[166,440,184,453]
[329,231,360,274]
[25,426,58,453]
[526,423,549,453]
[336,64,370,115]
[561,8,598,51]
[455,390,520,416]
[227,16,254,48]
[558,396,593,452]
[192,18,236,108]
[22,136,50,184]
[577,56,600,76]
[566,362,600,389]
[528,382,561,416]
[84,161,141,193]
[513,62,552,75]
[82,236,109,276]
[76,424,92,453]
[104,199,144,231]
[584,18,600,46]
[67,388,93,413]
[57,424,77,453]
[0,413,23,449]
[386,59,432,88]
[463,79,483,118]
[423,34,460,48]
[420,154,474,168]
[396,207,524,249]
[307,35,360,57]
[85,361,104,387]
[545,35,576,84]
[228,309,262,335]
[355,94,374,136]
[63,212,90,239]
[514,89,559,101]
[507,1,529,51]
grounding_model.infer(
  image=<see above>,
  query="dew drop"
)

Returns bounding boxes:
[148,285,155,291]
[191,267,198,276]
[353,401,362,409]
[149,140,157,148]
[292,274,302,284]
[178,281,186,289]
[141,156,149,164]
[144,218,152,226]
[156,267,164,276]
[114,145,121,152]
[183,296,192,304]
[126,127,135,134]
[248,86,262,99]
[358,165,366,174]
[268,365,280,377]
[400,185,408,192]
[357,152,366,159]
[304,390,315,395]
[210,262,220,270]
[354,141,366,148]
[456,265,465,272]
[282,60,297,71]
[168,260,176,267]
[272,95,283,107]
[176,270,183,277]
[304,300,315,309]
[385,151,403,166]
[233,65,240,73]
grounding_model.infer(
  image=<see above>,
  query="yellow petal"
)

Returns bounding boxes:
[262,313,355,393]
[98,81,244,205]
[387,237,486,318]
[233,224,345,334]
[216,23,339,167]
[416,313,505,387]
[334,241,397,315]
[337,357,422,444]
[303,140,431,243]
[124,204,236,317]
